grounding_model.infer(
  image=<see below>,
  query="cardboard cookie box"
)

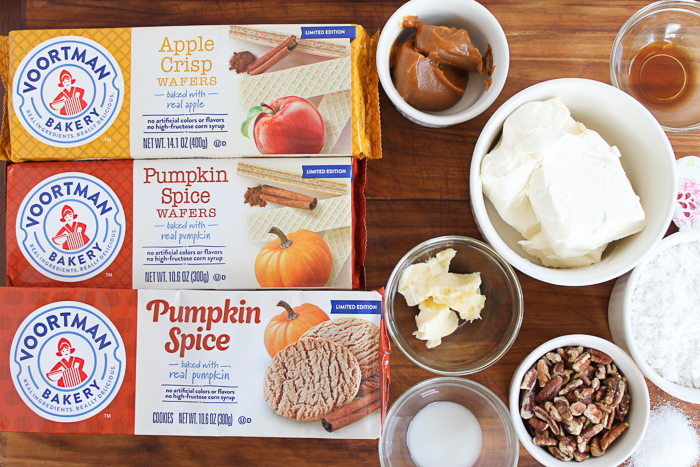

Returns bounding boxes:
[0,287,389,438]
[0,22,382,441]
[6,156,366,289]
[0,24,380,161]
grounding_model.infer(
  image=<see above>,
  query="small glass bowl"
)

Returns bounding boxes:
[384,236,523,375]
[611,0,700,132]
[379,377,519,467]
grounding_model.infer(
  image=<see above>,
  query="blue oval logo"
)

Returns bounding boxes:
[16,172,126,282]
[10,301,127,423]
[12,36,124,147]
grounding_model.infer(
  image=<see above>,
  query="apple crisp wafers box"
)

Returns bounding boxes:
[0,287,389,438]
[0,24,381,162]
[6,156,366,289]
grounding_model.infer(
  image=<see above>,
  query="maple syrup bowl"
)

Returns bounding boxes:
[611,0,700,132]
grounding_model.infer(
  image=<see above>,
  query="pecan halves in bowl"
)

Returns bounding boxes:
[536,376,563,404]
[600,422,630,452]
[519,346,632,463]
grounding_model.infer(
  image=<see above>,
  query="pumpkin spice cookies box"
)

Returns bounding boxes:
[6,156,366,289]
[0,287,388,438]
[0,24,380,162]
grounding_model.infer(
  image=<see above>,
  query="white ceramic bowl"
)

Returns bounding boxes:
[609,229,700,404]
[469,78,677,286]
[376,0,509,127]
[509,334,650,467]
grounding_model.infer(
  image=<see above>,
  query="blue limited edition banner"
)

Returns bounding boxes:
[303,165,353,179]
[300,27,356,41]
[331,300,383,315]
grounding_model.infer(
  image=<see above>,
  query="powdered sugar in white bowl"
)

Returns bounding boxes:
[609,229,700,403]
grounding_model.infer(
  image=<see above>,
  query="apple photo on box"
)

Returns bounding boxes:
[227,28,350,155]
[242,96,326,154]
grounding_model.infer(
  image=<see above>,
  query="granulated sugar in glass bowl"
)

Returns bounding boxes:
[629,239,700,388]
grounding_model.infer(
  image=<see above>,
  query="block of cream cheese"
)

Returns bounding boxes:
[6,157,364,289]
[0,24,381,161]
[481,97,645,267]
[0,287,388,438]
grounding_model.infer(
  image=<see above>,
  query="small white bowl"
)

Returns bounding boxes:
[609,229,700,404]
[509,334,650,467]
[376,0,509,128]
[469,78,677,286]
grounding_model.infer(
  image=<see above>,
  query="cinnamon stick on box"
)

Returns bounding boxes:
[245,185,318,210]
[321,391,381,433]
[245,36,298,75]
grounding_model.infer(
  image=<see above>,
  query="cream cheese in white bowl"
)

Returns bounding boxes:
[470,79,676,286]
[481,97,646,267]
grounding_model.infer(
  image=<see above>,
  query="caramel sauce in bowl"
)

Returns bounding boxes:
[376,0,509,127]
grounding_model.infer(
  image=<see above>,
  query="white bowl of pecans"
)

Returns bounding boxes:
[509,334,650,466]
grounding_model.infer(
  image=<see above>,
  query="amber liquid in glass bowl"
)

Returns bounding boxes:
[628,42,696,111]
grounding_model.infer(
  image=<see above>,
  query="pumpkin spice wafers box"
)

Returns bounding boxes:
[0,24,381,162]
[0,287,389,438]
[6,156,366,289]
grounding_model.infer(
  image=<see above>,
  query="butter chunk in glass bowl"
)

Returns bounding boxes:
[385,236,523,375]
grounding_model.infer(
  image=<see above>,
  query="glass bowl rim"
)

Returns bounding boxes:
[610,0,700,132]
[384,235,524,376]
[378,376,519,467]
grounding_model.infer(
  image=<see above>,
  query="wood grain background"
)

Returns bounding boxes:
[1,0,699,465]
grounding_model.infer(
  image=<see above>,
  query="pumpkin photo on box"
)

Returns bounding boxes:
[263,300,330,357]
[255,227,333,287]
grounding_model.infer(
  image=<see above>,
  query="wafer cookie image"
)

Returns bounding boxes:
[239,57,351,109]
[248,195,351,244]
[237,162,347,196]
[323,226,352,286]
[318,90,352,154]
[229,26,348,58]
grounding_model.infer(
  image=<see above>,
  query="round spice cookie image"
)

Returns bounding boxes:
[302,318,380,380]
[264,337,361,422]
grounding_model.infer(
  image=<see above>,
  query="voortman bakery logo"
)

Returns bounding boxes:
[16,172,126,282]
[10,301,126,422]
[12,36,124,147]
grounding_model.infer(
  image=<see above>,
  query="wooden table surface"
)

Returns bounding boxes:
[1,0,699,465]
